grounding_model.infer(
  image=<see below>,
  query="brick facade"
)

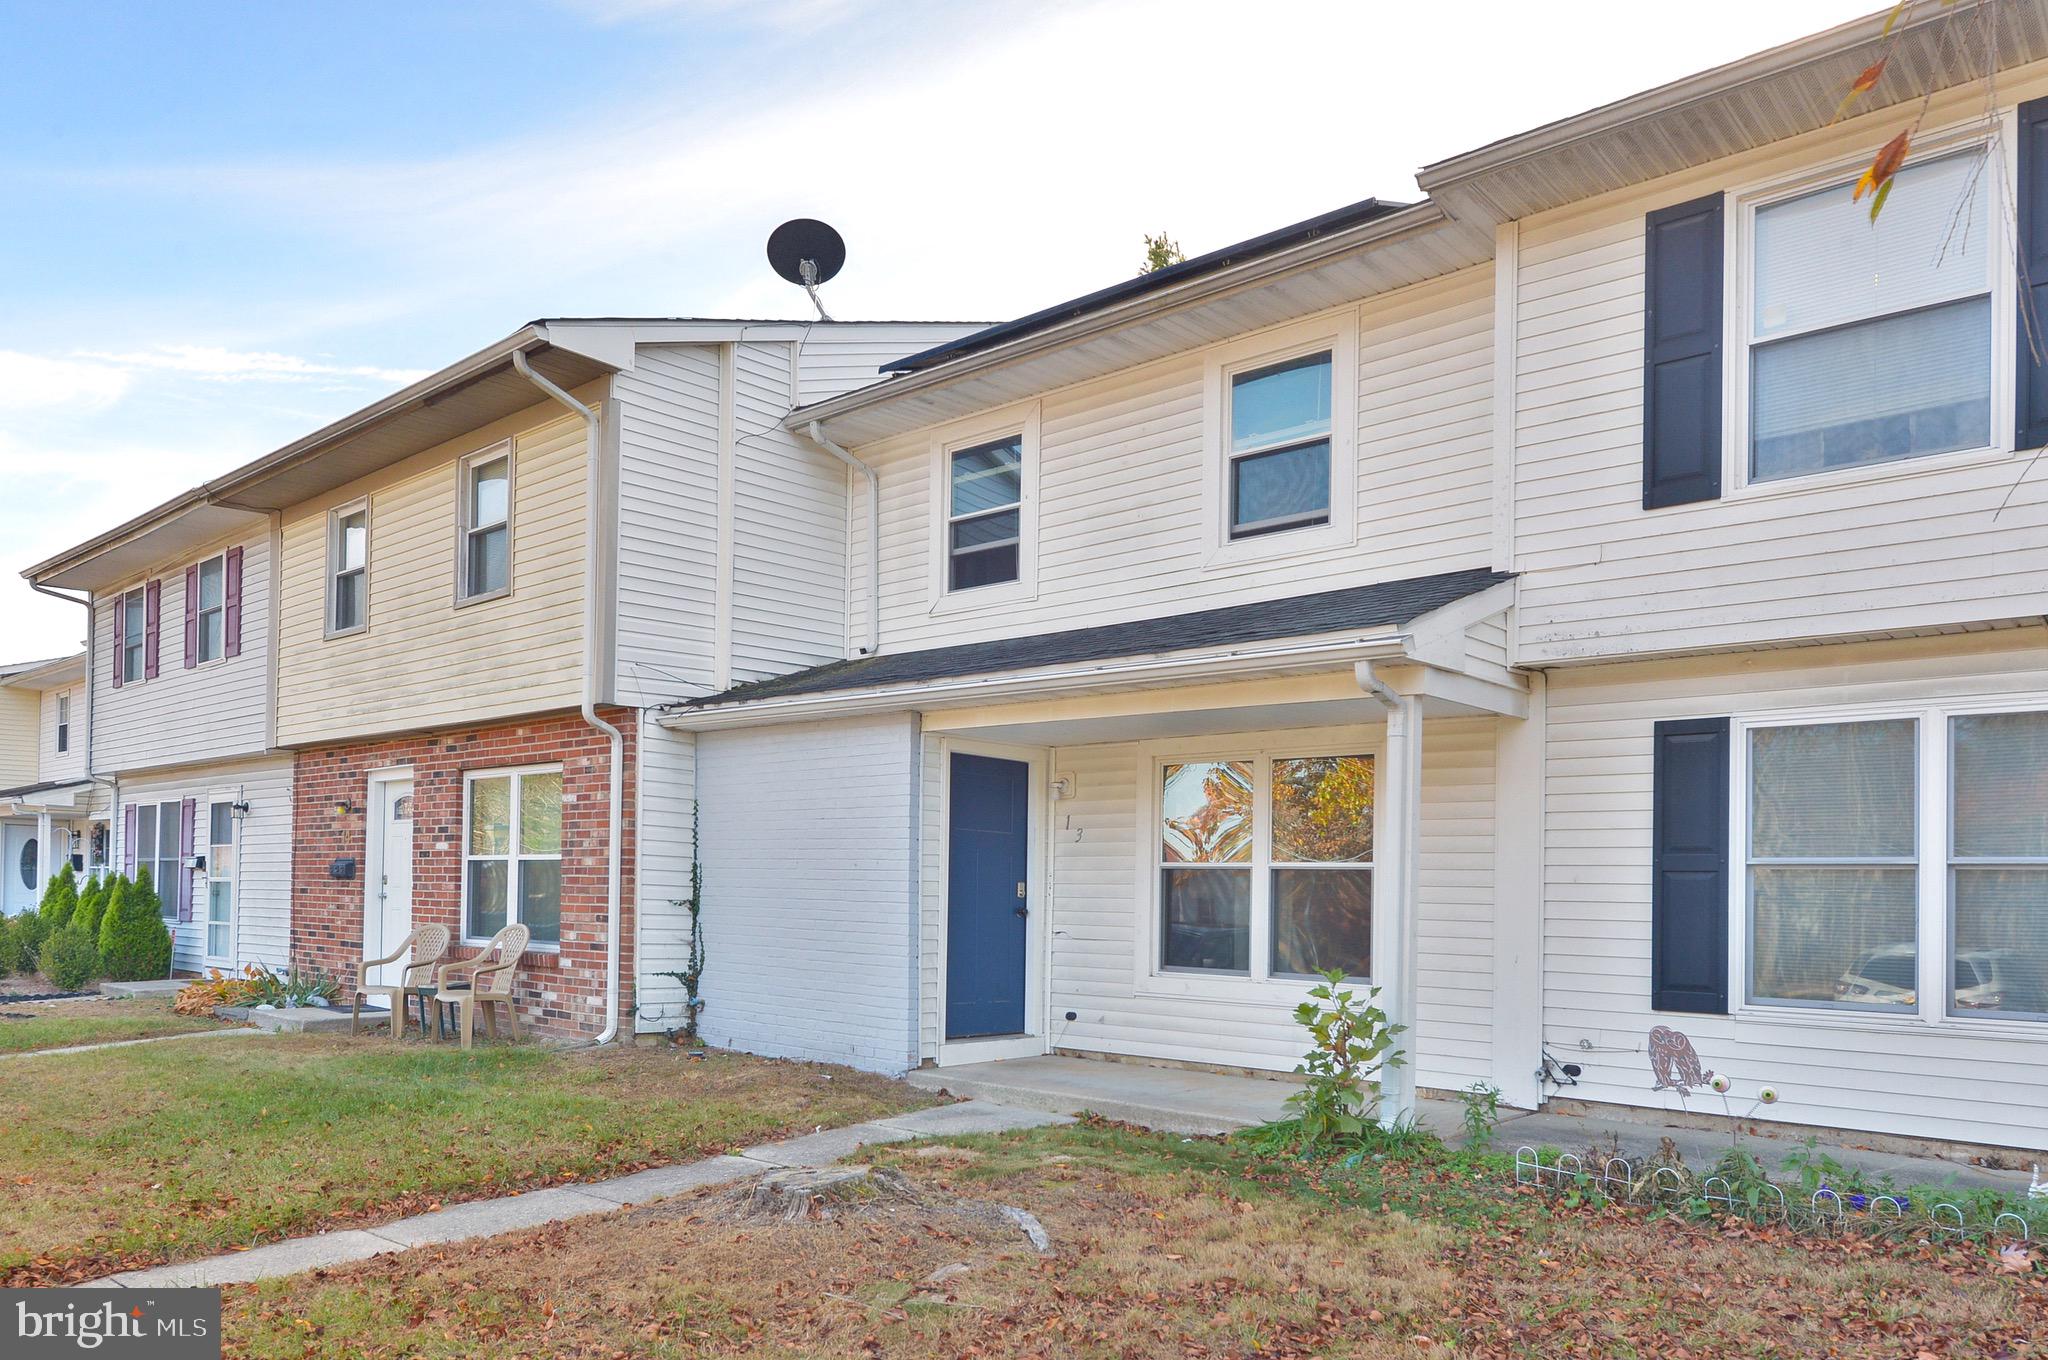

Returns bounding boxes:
[291,708,637,1039]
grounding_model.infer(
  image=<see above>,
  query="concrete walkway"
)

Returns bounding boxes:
[3,1027,260,1061]
[912,1055,2035,1193]
[82,1100,1069,1290]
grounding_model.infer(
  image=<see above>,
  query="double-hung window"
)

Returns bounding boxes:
[120,589,146,684]
[459,449,511,602]
[54,695,69,755]
[946,435,1023,591]
[194,555,226,663]
[132,800,184,921]
[463,766,561,945]
[1742,706,2048,1023]
[1227,351,1333,538]
[1745,719,1919,1009]
[1158,751,1374,981]
[1746,149,1994,484]
[330,504,368,634]
[1948,711,2048,1019]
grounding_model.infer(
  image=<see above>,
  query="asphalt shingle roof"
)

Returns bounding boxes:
[684,566,1512,709]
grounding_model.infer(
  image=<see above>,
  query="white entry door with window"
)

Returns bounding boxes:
[204,802,235,963]
[367,777,415,988]
[0,825,35,916]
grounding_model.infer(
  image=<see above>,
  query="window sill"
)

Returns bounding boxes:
[1135,970,1333,1008]
[1732,1004,2048,1042]
[1723,442,2015,507]
[1201,519,1354,570]
[929,579,1036,617]
[454,587,511,611]
[323,624,368,642]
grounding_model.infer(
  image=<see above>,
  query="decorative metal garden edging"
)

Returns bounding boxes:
[1512,1145,2036,1245]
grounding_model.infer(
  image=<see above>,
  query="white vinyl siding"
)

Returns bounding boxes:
[114,758,292,976]
[40,686,84,783]
[93,529,271,773]
[849,266,1495,653]
[964,716,1497,1088]
[1508,73,2048,664]
[633,722,699,1034]
[696,713,919,1073]
[1541,627,2048,1153]
[611,325,980,709]
[275,398,589,746]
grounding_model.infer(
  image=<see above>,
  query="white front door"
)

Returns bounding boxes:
[367,778,415,988]
[0,824,37,916]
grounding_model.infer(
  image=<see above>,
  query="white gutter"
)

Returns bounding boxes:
[660,633,1411,731]
[806,420,882,656]
[512,350,625,1046]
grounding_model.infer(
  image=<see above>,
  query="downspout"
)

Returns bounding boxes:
[805,421,881,657]
[512,349,626,1045]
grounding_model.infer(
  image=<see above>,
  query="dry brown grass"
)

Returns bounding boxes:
[224,1123,2048,1359]
[0,1038,930,1284]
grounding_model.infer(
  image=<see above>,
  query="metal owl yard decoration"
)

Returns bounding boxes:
[1647,1025,1715,1096]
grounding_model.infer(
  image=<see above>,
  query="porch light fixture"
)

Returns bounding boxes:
[334,799,357,816]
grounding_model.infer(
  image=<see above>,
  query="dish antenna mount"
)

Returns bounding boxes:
[767,218,845,321]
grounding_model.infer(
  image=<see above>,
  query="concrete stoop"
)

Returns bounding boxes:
[215,1004,363,1034]
[907,1055,1295,1136]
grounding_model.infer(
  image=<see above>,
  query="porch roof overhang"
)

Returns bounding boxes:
[659,569,1524,733]
[0,779,92,817]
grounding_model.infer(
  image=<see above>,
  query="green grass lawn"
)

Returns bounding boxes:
[0,995,229,1055]
[227,1121,2048,1360]
[0,1035,932,1284]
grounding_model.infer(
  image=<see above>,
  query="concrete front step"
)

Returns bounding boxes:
[215,1004,363,1033]
[907,1055,1294,1136]
[99,979,187,998]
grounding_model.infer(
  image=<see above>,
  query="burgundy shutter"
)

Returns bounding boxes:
[183,565,198,669]
[111,595,125,690]
[122,805,137,873]
[177,798,196,922]
[224,547,244,659]
[143,580,161,680]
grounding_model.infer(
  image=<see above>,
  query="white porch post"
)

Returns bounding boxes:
[33,811,52,899]
[1367,682,1423,1128]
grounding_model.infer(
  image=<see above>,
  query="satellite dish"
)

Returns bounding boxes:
[767,218,845,319]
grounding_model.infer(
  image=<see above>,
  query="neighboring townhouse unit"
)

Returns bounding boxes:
[28,512,294,974]
[29,318,976,1038]
[663,1,2048,1156]
[0,654,97,916]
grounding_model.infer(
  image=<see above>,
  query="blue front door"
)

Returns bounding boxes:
[946,753,1029,1039]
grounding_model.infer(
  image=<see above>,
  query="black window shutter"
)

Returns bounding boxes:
[1651,716,1730,1014]
[1642,194,1725,509]
[2017,97,2048,451]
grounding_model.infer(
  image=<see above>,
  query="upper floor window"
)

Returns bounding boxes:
[330,503,368,634]
[459,448,511,602]
[120,589,146,684]
[194,555,226,663]
[1747,149,1992,484]
[1228,351,1333,538]
[946,435,1023,591]
[54,694,69,754]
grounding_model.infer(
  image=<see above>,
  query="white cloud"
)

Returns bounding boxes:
[76,344,430,386]
[0,351,130,411]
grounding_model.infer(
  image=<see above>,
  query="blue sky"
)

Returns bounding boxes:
[0,0,1875,656]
